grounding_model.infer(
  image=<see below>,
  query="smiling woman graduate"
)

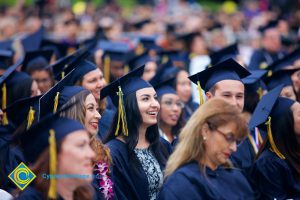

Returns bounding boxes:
[102,65,171,200]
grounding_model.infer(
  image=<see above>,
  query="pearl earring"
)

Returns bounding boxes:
[203,136,207,141]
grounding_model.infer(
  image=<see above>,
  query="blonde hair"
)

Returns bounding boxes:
[164,99,247,178]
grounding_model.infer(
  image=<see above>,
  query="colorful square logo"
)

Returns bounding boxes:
[8,162,36,190]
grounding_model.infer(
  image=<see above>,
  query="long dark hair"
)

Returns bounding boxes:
[104,91,168,166]
[257,109,300,183]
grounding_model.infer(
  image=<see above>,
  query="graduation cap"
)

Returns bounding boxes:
[19,114,85,199]
[242,70,267,98]
[258,20,278,34]
[153,77,177,98]
[158,50,189,67]
[64,59,98,85]
[265,69,296,90]
[41,38,79,59]
[100,41,135,83]
[0,59,24,125]
[21,49,53,73]
[100,65,152,136]
[249,85,295,159]
[0,49,13,70]
[0,39,13,51]
[266,47,300,72]
[38,69,83,119]
[21,26,44,52]
[188,58,250,105]
[50,46,91,81]
[128,51,158,70]
[130,18,151,29]
[4,95,41,129]
[138,35,162,51]
[210,43,238,66]
[149,59,179,85]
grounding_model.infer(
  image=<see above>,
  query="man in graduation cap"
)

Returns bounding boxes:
[189,58,250,113]
[248,20,285,70]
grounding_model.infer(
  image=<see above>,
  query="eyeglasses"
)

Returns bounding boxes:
[215,129,240,145]
[161,100,185,109]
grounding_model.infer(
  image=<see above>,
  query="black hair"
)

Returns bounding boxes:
[243,91,260,114]
[257,108,300,183]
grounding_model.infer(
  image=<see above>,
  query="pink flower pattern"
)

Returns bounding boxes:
[95,162,114,200]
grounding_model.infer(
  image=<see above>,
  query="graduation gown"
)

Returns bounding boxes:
[158,161,255,200]
[16,186,65,200]
[250,149,300,200]
[98,108,115,140]
[0,125,25,192]
[107,139,170,200]
[248,49,285,70]
[183,99,199,122]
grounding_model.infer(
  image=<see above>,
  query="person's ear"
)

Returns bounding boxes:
[206,91,213,100]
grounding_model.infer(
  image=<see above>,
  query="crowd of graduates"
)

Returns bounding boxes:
[0,0,300,199]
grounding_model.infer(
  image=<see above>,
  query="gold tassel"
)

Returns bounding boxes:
[114,86,128,136]
[135,43,144,55]
[2,84,8,125]
[265,117,285,159]
[256,87,263,100]
[189,53,196,59]
[48,129,57,199]
[53,92,60,113]
[61,71,65,80]
[197,81,204,105]
[104,55,110,84]
[162,55,169,64]
[124,65,129,75]
[26,106,35,130]
[267,70,272,77]
[257,128,263,145]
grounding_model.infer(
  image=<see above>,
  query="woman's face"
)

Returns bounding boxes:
[159,94,183,127]
[202,121,238,169]
[136,87,160,127]
[84,94,101,136]
[31,70,53,93]
[142,61,157,81]
[30,80,41,97]
[176,70,192,103]
[291,102,300,136]
[81,68,105,101]
[58,130,95,183]
[280,86,297,101]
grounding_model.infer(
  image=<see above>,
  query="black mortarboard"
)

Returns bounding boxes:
[65,60,97,85]
[0,39,13,51]
[131,18,151,29]
[267,47,300,72]
[258,20,278,33]
[249,85,295,159]
[21,49,53,72]
[149,59,179,85]
[128,51,158,70]
[100,65,151,105]
[153,78,177,98]
[0,49,13,70]
[21,27,44,52]
[38,69,80,119]
[189,58,250,92]
[4,95,41,129]
[20,115,85,163]
[138,35,162,51]
[210,43,238,66]
[243,70,267,95]
[265,69,296,90]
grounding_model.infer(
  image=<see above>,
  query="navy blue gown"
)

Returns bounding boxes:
[107,139,170,200]
[250,149,300,200]
[98,108,115,140]
[158,161,255,200]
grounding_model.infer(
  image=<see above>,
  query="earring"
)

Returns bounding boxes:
[203,136,207,141]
